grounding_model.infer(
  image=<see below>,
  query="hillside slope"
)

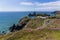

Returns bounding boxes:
[25,18,44,29]
[0,29,60,40]
[0,17,60,40]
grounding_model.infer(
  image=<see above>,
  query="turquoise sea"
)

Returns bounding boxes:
[0,12,53,34]
[0,12,30,34]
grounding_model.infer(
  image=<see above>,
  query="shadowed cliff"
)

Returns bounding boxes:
[9,16,31,32]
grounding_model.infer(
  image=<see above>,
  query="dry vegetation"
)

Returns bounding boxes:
[0,16,60,40]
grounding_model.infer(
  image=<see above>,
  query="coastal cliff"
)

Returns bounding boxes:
[9,16,31,32]
[0,11,60,40]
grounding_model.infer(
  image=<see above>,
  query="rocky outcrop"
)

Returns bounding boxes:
[9,17,31,32]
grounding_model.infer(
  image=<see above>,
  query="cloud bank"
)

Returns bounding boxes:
[20,1,60,11]
[0,0,60,11]
[20,1,60,6]
[20,2,34,6]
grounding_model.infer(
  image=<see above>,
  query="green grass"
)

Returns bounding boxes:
[25,18,44,29]
[0,17,60,40]
[0,29,60,40]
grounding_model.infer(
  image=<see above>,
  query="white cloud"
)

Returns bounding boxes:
[20,1,60,6]
[35,1,60,11]
[0,0,60,11]
[36,1,60,7]
[20,2,34,6]
[19,1,60,11]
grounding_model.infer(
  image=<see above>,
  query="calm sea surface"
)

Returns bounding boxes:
[0,12,30,34]
[0,12,53,34]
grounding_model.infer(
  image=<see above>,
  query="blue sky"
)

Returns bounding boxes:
[0,0,60,11]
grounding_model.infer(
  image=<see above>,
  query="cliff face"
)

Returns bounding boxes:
[0,13,60,40]
[9,17,31,32]
[9,16,44,32]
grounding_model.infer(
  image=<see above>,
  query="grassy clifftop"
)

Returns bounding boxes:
[0,29,60,40]
[25,18,44,29]
[0,14,60,40]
